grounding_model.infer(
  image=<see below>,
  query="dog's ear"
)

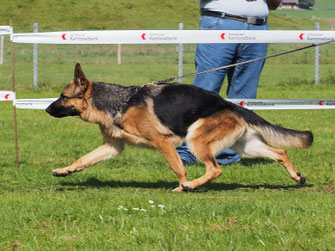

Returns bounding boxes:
[74,63,89,90]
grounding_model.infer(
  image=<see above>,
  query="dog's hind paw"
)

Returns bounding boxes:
[297,172,306,185]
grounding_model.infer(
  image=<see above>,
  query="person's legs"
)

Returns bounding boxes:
[227,23,269,99]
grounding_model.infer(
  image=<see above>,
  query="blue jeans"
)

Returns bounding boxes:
[177,16,268,165]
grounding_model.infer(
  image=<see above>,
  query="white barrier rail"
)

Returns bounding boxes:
[16,98,57,110]
[0,26,11,35]
[1,94,334,110]
[233,99,335,110]
[12,30,335,44]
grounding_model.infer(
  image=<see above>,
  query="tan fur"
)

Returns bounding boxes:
[51,140,124,177]
[151,135,187,192]
[187,111,245,157]
[120,99,182,146]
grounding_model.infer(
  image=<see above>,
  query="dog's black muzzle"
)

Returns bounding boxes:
[46,99,80,118]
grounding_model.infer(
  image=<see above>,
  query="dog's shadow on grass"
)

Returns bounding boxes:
[59,177,312,192]
[58,159,312,192]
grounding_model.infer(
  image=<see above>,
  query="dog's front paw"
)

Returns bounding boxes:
[172,186,184,192]
[51,168,70,177]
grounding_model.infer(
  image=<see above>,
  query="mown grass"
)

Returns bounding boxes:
[1,1,335,250]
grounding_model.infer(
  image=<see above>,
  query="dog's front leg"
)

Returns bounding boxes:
[51,140,124,177]
[153,136,187,192]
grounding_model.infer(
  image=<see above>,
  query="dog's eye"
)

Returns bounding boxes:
[60,94,69,99]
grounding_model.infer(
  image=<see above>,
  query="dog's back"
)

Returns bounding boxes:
[131,83,313,151]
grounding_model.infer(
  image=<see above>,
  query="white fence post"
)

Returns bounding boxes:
[117,44,121,64]
[315,23,320,85]
[178,23,184,83]
[33,23,38,88]
[0,35,4,65]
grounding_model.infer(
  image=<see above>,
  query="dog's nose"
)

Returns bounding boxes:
[45,106,51,114]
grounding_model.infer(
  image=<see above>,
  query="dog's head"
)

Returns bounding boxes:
[46,63,91,118]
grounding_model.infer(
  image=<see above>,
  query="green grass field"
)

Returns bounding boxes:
[1,1,335,250]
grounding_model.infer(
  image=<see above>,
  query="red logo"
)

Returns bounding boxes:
[4,94,10,100]
[239,101,244,107]
[141,33,146,40]
[318,101,324,105]
[299,33,304,40]
[221,33,225,40]
[62,34,66,40]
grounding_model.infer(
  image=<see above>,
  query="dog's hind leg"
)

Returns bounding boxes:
[181,113,245,190]
[238,135,306,184]
[153,136,187,192]
[51,140,124,177]
[267,147,306,185]
[182,153,222,191]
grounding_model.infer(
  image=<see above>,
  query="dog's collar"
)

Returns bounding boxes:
[115,85,142,113]
[113,85,142,129]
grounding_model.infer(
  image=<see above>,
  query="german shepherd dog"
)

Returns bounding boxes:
[46,63,313,191]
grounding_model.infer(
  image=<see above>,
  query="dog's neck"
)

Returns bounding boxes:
[90,82,141,116]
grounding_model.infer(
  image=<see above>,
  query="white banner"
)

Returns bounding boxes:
[0,26,11,35]
[0,91,15,101]
[12,30,335,44]
[1,97,333,110]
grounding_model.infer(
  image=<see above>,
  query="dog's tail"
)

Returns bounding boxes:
[249,120,313,149]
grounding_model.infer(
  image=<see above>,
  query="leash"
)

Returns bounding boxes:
[152,39,335,85]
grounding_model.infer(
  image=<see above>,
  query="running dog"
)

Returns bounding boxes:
[46,63,313,191]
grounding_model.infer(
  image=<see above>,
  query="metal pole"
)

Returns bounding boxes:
[315,23,320,85]
[0,35,4,65]
[117,44,121,64]
[178,23,184,83]
[10,20,19,169]
[33,23,38,88]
